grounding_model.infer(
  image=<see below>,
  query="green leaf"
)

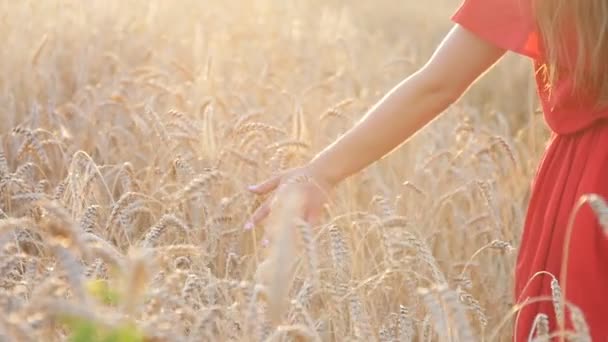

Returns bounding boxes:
[86,279,121,306]
[101,324,144,342]
[63,315,144,342]
[66,318,99,342]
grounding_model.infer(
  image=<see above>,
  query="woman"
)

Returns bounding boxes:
[245,0,608,339]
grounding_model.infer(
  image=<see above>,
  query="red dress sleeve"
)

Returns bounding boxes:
[452,0,540,59]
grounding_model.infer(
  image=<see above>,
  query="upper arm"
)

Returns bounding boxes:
[418,24,507,101]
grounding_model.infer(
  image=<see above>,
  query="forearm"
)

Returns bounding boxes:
[247,26,504,226]
[309,70,459,186]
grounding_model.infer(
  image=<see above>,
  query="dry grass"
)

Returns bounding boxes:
[1,0,589,341]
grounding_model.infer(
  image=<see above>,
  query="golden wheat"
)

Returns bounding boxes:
[0,0,592,341]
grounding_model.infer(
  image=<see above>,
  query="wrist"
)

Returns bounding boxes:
[307,154,342,189]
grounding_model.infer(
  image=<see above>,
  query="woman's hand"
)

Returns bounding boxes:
[245,165,334,230]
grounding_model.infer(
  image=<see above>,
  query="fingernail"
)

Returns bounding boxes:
[247,185,257,192]
[243,222,254,230]
[261,238,269,247]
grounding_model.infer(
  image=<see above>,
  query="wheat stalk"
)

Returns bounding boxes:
[529,313,549,342]
[141,214,190,248]
[0,2,543,340]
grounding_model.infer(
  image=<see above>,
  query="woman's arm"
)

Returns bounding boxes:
[248,25,508,227]
[308,25,506,186]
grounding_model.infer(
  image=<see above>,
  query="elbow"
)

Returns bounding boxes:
[415,69,466,109]
[442,85,465,106]
[424,78,464,108]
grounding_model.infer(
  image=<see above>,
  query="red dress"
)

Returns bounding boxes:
[453,0,608,340]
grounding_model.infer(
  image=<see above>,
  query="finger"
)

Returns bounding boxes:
[245,200,272,229]
[304,207,321,227]
[248,174,282,195]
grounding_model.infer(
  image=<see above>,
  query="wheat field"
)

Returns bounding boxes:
[0,1,559,341]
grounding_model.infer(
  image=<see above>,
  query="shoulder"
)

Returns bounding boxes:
[452,0,540,59]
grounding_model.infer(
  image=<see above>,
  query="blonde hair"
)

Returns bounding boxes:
[534,0,608,106]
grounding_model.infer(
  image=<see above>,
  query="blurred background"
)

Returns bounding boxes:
[0,1,550,341]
